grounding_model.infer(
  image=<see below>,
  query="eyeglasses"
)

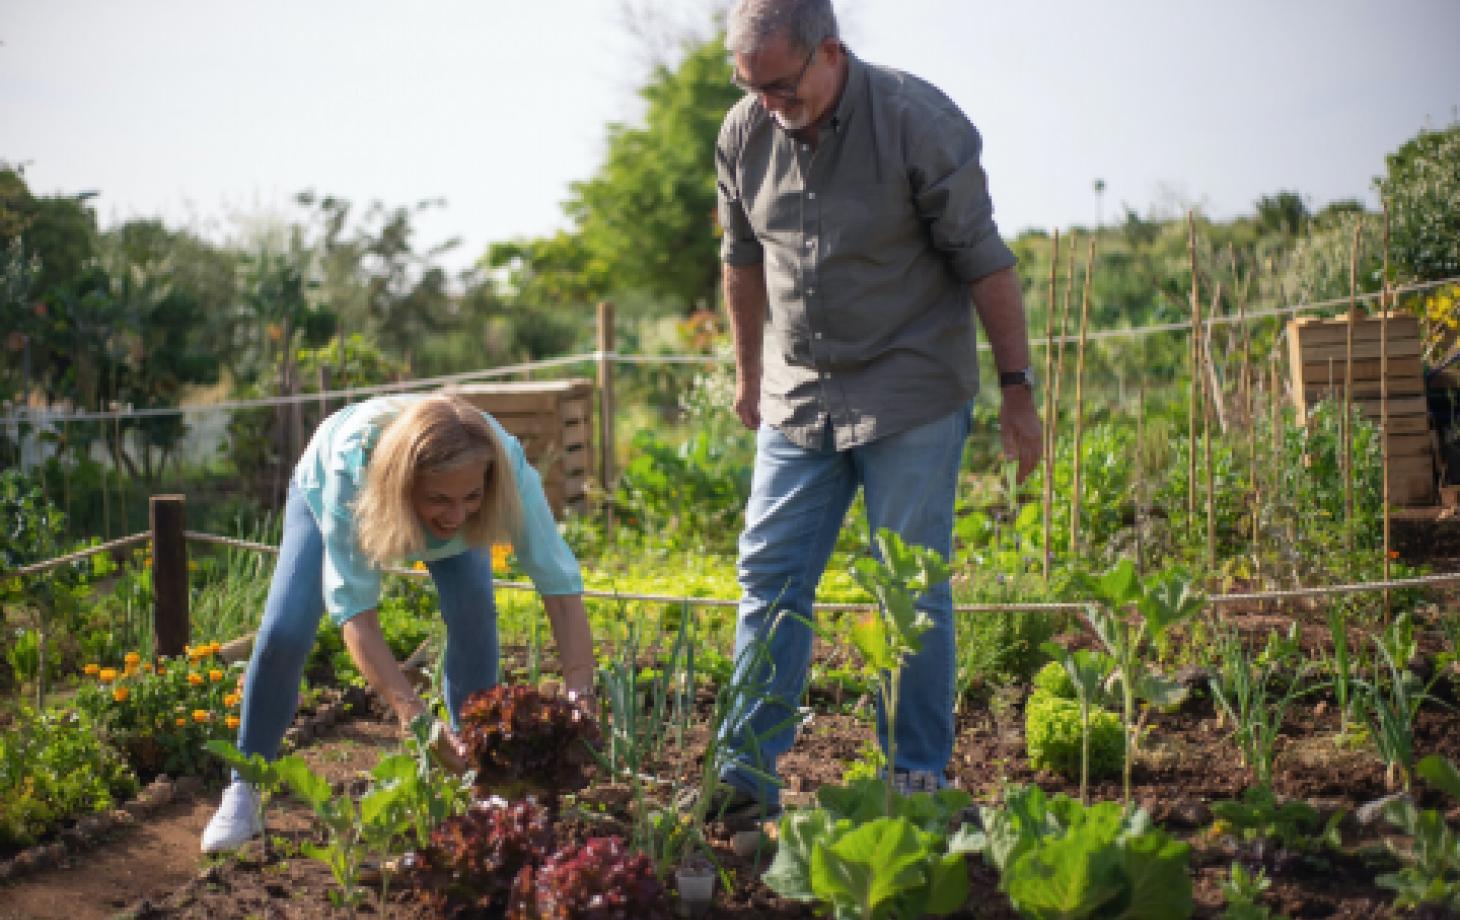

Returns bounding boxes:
[731,45,817,101]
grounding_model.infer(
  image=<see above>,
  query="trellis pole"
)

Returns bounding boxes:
[1187,213,1200,538]
[1041,230,1060,581]
[1070,238,1095,559]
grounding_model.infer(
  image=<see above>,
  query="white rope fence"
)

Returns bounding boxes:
[1,528,1441,614]
[5,274,1457,427]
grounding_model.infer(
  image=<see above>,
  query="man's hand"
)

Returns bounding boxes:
[1000,385,1043,482]
[734,372,762,430]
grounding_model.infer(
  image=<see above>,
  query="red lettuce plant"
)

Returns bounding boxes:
[509,836,671,920]
[408,799,556,917]
[459,685,601,804]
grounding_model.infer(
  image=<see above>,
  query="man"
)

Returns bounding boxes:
[707,0,1042,824]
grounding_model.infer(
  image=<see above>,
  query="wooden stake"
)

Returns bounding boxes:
[597,301,617,532]
[1345,220,1362,555]
[1204,284,1221,573]
[151,494,189,659]
[1187,213,1200,537]
[1136,379,1146,575]
[1070,238,1095,559]
[1381,205,1392,623]
[1042,230,1060,582]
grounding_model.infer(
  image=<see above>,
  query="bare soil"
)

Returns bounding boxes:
[3,518,1460,919]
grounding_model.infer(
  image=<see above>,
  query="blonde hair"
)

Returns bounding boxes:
[353,394,521,566]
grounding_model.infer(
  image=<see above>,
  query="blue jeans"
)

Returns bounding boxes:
[237,485,500,762]
[722,406,970,805]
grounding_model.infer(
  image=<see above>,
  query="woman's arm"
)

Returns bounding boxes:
[542,594,596,696]
[342,609,466,770]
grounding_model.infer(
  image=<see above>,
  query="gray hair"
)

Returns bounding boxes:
[725,0,839,55]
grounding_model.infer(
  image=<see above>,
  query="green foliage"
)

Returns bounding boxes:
[1376,122,1460,284]
[1033,661,1077,699]
[1220,863,1274,920]
[1209,785,1343,857]
[1208,627,1317,788]
[764,777,981,919]
[0,705,137,849]
[971,784,1193,920]
[1024,690,1124,781]
[1376,754,1460,912]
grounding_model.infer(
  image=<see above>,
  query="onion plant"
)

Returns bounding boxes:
[1208,628,1317,789]
[1356,615,1444,791]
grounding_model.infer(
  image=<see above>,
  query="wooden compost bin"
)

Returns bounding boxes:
[455,379,594,517]
[1286,312,1434,506]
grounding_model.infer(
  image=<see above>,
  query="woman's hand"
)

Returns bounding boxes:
[429,721,468,774]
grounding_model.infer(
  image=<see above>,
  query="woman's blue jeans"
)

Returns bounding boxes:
[722,407,970,806]
[236,485,500,762]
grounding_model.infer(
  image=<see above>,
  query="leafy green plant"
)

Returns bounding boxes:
[971,783,1193,920]
[763,777,981,920]
[1355,616,1445,791]
[1024,688,1124,785]
[1209,785,1343,867]
[1074,560,1203,802]
[1375,754,1460,912]
[844,528,951,815]
[1220,862,1274,920]
[1037,646,1119,802]
[0,705,138,848]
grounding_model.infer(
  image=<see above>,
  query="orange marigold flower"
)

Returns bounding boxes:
[208,641,222,655]
[413,560,428,571]
[491,543,512,573]
[192,709,209,724]
[84,663,100,676]
[187,672,204,686]
[124,652,141,667]
[208,669,224,683]
[225,716,240,730]
[224,693,241,708]
[155,664,166,676]
[113,687,130,703]
[175,717,188,727]
[142,662,154,673]
[99,667,118,683]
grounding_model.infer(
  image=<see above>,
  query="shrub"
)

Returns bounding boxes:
[1024,690,1124,780]
[459,685,601,804]
[1032,660,1076,699]
[0,706,137,850]
[512,836,671,920]
[410,799,557,918]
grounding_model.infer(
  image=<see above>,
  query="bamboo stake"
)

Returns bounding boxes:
[1345,221,1362,556]
[1041,230,1060,582]
[1381,204,1392,623]
[1136,379,1146,575]
[1051,238,1077,445]
[1235,269,1256,569]
[1205,284,1221,573]
[1070,238,1096,559]
[1187,213,1200,537]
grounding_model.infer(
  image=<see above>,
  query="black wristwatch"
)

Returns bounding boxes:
[998,367,1036,390]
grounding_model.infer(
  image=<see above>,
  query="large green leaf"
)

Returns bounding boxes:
[850,612,897,672]
[1417,754,1460,802]
[811,817,927,919]
[274,756,334,813]
[921,850,971,915]
[1116,832,1193,919]
[763,810,831,901]
[1006,828,1126,919]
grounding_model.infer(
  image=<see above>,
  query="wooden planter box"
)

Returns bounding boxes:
[1286,312,1434,506]
[455,379,595,518]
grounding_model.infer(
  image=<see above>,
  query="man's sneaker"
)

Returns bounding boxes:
[201,780,262,853]
[678,782,781,832]
[891,769,946,796]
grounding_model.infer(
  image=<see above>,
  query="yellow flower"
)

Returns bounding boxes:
[113,687,130,703]
[188,560,199,572]
[175,717,188,727]
[192,709,210,724]
[413,560,428,571]
[187,672,204,686]
[208,641,222,656]
[224,693,241,708]
[99,667,118,683]
[123,664,137,677]
[155,664,166,676]
[84,663,100,676]
[208,669,224,683]
[124,652,141,667]
[491,543,513,573]
[142,662,154,673]
[226,716,240,730]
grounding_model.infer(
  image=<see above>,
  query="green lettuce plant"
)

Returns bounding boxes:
[1036,647,1119,802]
[971,784,1193,920]
[1376,754,1460,912]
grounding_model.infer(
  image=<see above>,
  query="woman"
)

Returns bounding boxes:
[202,392,596,853]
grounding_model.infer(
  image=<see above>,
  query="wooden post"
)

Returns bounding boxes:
[1041,230,1059,581]
[1344,220,1362,555]
[151,494,189,659]
[596,301,616,527]
[1069,239,1095,559]
[1187,213,1200,537]
[1381,204,1392,623]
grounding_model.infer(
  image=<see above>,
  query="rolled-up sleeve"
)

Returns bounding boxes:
[717,117,764,266]
[911,113,1016,283]
[491,418,583,596]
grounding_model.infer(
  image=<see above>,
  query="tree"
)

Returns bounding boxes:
[1376,122,1460,284]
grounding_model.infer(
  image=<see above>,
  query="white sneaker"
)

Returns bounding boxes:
[201,781,262,853]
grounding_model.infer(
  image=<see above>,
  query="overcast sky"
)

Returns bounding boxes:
[4,0,1458,277]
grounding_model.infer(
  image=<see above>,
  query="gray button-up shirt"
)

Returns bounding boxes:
[716,52,1016,450]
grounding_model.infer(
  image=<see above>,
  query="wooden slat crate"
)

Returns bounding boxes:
[454,379,595,518]
[1287,312,1434,506]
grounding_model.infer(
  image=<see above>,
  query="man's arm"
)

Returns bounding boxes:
[724,262,769,430]
[971,266,1043,481]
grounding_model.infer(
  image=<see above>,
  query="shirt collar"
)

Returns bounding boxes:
[822,47,864,133]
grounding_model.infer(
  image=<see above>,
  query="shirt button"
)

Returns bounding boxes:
[805,239,814,249]
[807,191,816,200]
[801,143,810,151]
[807,287,815,295]
[814,331,823,339]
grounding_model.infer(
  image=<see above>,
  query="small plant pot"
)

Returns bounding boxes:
[675,864,716,918]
